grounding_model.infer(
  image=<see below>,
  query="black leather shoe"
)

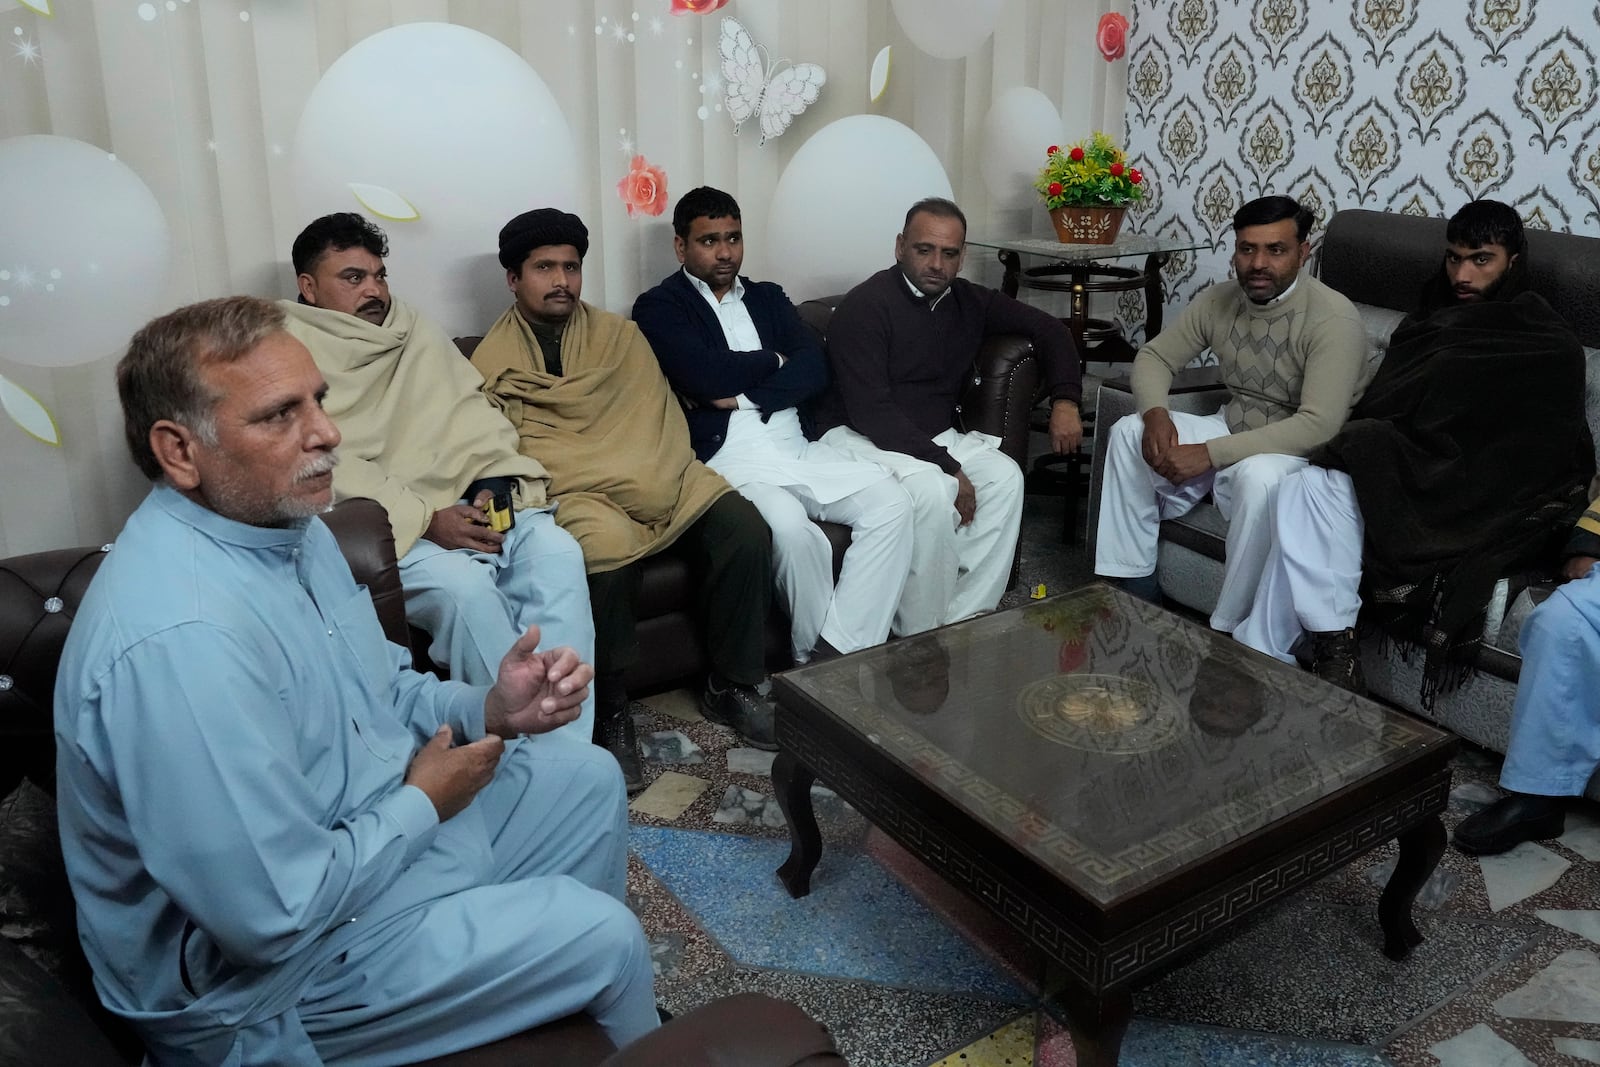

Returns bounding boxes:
[1309,627,1367,697]
[701,681,778,750]
[593,678,645,794]
[1453,793,1566,855]
[806,637,845,664]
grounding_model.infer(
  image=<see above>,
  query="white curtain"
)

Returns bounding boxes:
[0,0,1127,555]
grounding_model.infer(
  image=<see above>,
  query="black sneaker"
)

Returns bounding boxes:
[700,680,778,750]
[1309,627,1367,697]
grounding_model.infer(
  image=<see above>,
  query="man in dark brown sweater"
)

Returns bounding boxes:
[816,197,1082,634]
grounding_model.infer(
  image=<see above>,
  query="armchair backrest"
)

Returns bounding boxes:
[1321,209,1600,470]
[1321,209,1600,348]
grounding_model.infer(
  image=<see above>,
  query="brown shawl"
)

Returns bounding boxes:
[280,299,549,557]
[469,301,730,572]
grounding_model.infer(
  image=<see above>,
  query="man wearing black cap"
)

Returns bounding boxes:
[470,208,777,789]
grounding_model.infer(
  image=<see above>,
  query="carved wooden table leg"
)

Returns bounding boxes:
[1379,814,1446,961]
[773,750,821,898]
[1059,989,1133,1067]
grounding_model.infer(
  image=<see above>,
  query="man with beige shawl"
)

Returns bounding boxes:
[471,208,775,788]
[282,213,595,744]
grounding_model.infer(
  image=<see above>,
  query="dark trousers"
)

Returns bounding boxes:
[587,492,772,690]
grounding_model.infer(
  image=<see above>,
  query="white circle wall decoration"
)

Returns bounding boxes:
[980,87,1065,210]
[292,23,579,333]
[0,134,171,368]
[766,115,953,301]
[889,0,1002,60]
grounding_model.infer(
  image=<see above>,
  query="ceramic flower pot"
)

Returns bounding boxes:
[1049,205,1126,245]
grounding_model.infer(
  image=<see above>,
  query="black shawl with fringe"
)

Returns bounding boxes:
[1310,287,1592,701]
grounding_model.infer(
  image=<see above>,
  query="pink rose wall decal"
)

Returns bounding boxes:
[1097,12,1128,61]
[670,0,730,14]
[617,154,668,217]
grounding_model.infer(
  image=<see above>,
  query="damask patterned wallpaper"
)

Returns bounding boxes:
[1117,0,1600,339]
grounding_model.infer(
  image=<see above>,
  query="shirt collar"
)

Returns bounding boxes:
[1258,277,1299,307]
[150,483,314,550]
[900,269,951,310]
[684,268,745,305]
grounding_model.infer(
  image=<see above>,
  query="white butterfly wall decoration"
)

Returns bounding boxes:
[718,16,827,146]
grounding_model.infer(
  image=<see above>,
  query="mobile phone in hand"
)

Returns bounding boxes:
[486,490,515,533]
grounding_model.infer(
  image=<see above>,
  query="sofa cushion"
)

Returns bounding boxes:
[1352,303,1407,366]
[1160,501,1228,561]
[0,939,130,1066]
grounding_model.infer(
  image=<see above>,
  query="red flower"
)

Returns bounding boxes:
[1047,144,1060,155]
[670,0,730,13]
[1109,162,1125,177]
[1058,638,1089,673]
[1096,12,1128,61]
[617,155,668,218]
[1048,181,1063,196]
[1129,168,1143,184]
[1069,146,1085,162]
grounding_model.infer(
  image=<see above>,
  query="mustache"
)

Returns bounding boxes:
[358,298,387,314]
[295,450,340,483]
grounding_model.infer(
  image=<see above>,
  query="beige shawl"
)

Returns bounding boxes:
[280,299,549,557]
[469,301,730,572]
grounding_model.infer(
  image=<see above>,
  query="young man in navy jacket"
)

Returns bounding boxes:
[634,187,912,662]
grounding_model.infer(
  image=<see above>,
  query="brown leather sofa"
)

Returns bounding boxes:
[0,528,843,1066]
[445,295,1044,695]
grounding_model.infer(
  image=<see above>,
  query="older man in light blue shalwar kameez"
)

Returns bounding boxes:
[54,297,657,1066]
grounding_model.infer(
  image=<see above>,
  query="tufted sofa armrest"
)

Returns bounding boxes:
[0,544,112,794]
[959,334,1042,472]
[321,497,411,649]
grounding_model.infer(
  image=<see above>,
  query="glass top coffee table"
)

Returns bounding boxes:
[770,584,1457,1067]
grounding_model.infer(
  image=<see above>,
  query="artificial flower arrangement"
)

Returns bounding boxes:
[1035,132,1145,210]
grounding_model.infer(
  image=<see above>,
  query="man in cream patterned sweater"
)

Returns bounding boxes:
[1093,195,1371,633]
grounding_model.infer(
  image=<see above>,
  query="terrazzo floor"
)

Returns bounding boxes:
[613,493,1600,1067]
[2,492,1600,1065]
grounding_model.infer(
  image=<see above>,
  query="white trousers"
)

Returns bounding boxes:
[1093,408,1308,632]
[1234,466,1366,663]
[399,509,595,743]
[821,426,1024,635]
[736,476,913,658]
